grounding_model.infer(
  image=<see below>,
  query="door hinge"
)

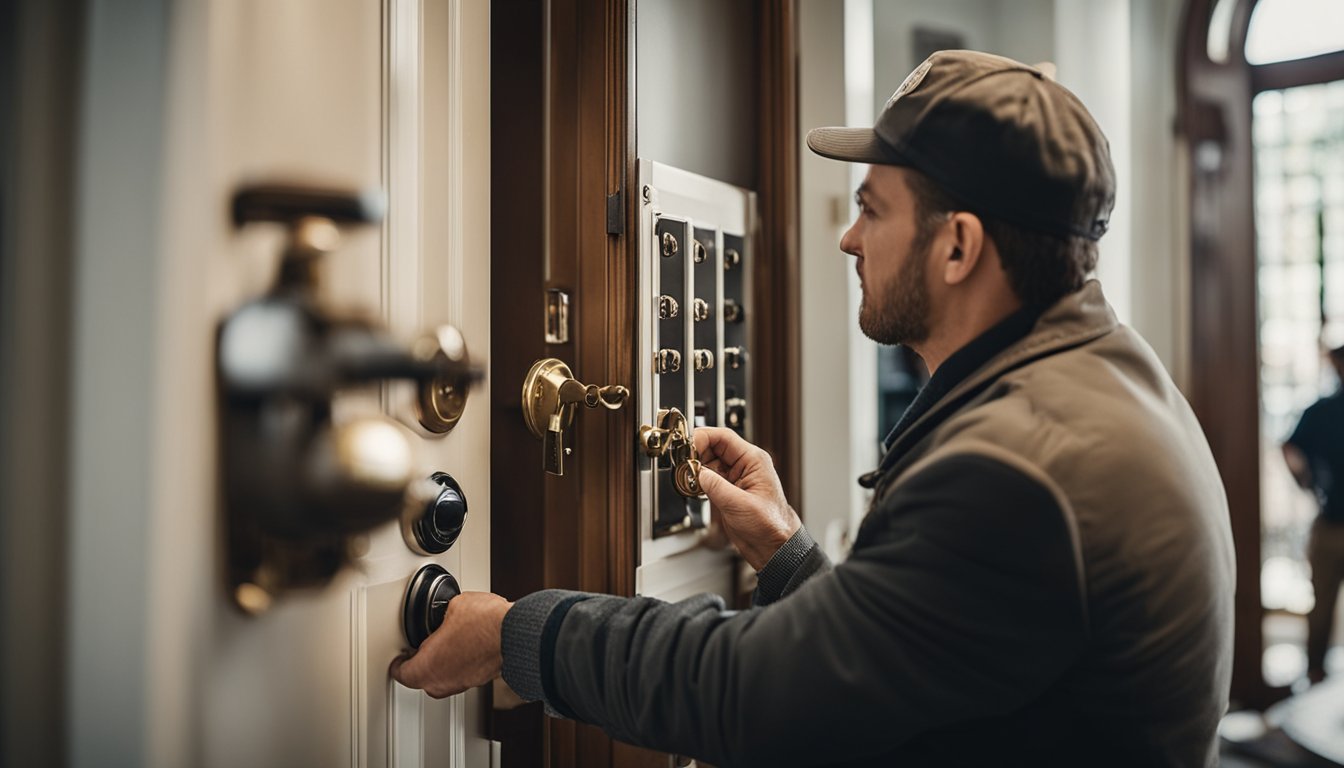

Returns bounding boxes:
[606,190,623,235]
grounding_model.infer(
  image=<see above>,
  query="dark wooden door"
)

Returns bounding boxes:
[489,1,799,765]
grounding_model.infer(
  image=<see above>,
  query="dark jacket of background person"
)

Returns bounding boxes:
[1286,380,1344,523]
[500,281,1236,767]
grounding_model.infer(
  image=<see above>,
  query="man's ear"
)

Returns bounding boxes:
[942,212,985,286]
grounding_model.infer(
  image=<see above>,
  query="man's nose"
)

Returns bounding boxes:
[839,221,861,258]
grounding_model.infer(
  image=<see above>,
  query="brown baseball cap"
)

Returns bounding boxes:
[807,50,1115,241]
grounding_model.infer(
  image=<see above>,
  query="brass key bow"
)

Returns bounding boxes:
[639,408,703,497]
[521,358,629,476]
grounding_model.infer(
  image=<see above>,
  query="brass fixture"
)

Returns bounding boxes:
[638,408,703,497]
[692,298,710,322]
[692,240,707,264]
[414,325,473,435]
[723,346,747,370]
[658,295,680,320]
[724,248,741,271]
[521,358,629,475]
[655,348,682,374]
[693,349,714,372]
[723,299,743,324]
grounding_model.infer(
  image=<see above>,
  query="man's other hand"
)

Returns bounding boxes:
[693,426,802,571]
[390,591,512,698]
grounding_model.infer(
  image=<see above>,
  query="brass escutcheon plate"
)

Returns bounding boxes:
[415,326,471,434]
[521,357,577,439]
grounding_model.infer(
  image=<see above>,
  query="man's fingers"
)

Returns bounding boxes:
[698,464,757,509]
[695,427,756,469]
[390,651,429,689]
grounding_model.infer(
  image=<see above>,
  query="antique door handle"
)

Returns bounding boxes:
[521,358,629,475]
[638,408,703,497]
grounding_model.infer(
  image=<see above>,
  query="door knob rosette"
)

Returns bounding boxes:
[521,358,629,476]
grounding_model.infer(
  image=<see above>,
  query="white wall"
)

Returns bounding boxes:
[67,1,169,763]
[872,0,1055,116]
[637,0,758,189]
[1054,0,1133,324]
[799,0,871,560]
[1128,0,1192,388]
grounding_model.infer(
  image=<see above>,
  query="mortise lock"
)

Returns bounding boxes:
[521,358,629,475]
[638,408,703,497]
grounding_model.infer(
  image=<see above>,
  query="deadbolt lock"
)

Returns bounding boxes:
[638,408,703,497]
[521,358,629,476]
[413,325,475,435]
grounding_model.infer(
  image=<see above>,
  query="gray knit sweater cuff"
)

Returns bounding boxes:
[753,525,820,606]
[500,589,592,709]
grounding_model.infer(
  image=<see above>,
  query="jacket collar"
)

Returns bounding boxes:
[861,280,1119,487]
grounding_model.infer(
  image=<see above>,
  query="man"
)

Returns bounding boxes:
[1283,344,1344,684]
[393,51,1236,766]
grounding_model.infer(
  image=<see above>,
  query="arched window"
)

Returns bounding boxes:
[1245,0,1344,64]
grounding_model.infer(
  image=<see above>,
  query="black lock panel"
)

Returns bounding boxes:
[402,564,461,649]
[722,232,749,437]
[408,472,468,555]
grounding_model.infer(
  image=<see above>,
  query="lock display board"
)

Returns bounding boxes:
[637,161,756,594]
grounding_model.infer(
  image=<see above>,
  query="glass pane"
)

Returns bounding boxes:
[1245,0,1344,65]
[1254,81,1344,668]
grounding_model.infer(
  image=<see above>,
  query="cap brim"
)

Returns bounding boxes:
[806,127,906,165]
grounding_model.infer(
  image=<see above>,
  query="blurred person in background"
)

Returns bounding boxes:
[1283,344,1344,684]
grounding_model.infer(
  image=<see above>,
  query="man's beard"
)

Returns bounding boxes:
[859,232,932,346]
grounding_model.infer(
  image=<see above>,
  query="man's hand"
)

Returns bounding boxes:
[390,591,512,699]
[693,426,801,571]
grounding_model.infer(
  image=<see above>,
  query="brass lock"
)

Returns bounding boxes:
[638,408,703,497]
[521,358,629,475]
[413,325,474,435]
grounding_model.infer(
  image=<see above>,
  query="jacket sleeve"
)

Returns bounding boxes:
[751,524,832,606]
[499,453,1087,767]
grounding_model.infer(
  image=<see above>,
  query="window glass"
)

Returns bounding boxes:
[1246,0,1344,65]
[1254,81,1344,654]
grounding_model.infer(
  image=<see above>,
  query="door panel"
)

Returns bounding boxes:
[183,2,491,766]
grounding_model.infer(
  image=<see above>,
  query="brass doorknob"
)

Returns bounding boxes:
[521,358,629,476]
